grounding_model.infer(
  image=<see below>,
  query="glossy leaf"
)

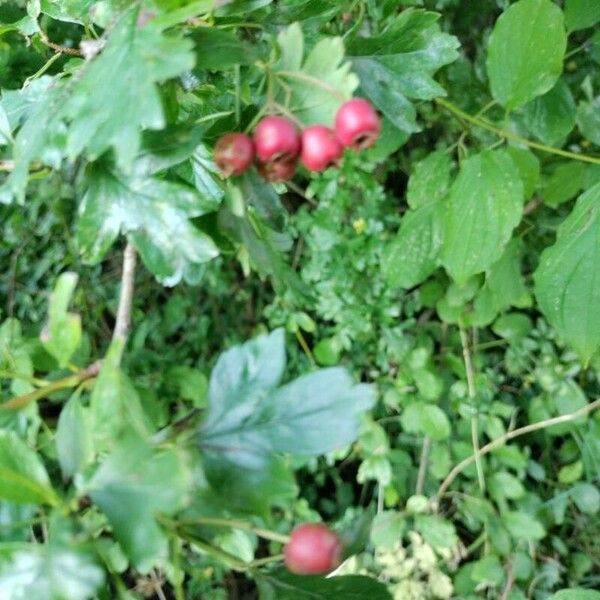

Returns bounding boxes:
[506,147,540,200]
[61,9,194,170]
[441,150,523,284]
[487,0,566,109]
[349,9,459,133]
[56,393,93,478]
[534,183,600,362]
[77,163,219,286]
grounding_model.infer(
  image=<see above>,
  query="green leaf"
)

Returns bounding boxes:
[0,319,34,397]
[558,461,583,484]
[406,150,453,209]
[77,163,219,286]
[577,97,600,145]
[521,79,577,146]
[414,515,458,549]
[190,27,259,70]
[506,147,540,200]
[370,511,406,548]
[165,366,208,407]
[471,554,504,586]
[503,511,546,541]
[197,329,374,468]
[421,404,451,441]
[488,471,525,500]
[570,483,600,514]
[534,183,600,362]
[314,337,342,366]
[382,200,443,289]
[56,393,93,478]
[0,543,104,599]
[467,238,530,327]
[61,9,194,170]
[89,340,151,450]
[88,432,191,572]
[486,0,566,109]
[261,572,392,600]
[564,0,600,31]
[0,431,57,506]
[40,0,95,23]
[41,272,81,368]
[541,162,587,207]
[441,150,524,284]
[492,313,533,341]
[274,23,358,126]
[349,10,459,133]
[549,590,600,600]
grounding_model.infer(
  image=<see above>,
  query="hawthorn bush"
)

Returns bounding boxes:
[0,0,600,598]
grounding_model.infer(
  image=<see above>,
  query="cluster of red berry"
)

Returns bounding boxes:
[213,98,381,182]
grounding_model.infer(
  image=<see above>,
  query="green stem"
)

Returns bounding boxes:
[459,322,486,495]
[175,516,290,544]
[436,97,600,165]
[0,361,101,411]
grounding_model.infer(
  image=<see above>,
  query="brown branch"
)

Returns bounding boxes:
[435,399,600,503]
[112,242,137,343]
[37,29,83,57]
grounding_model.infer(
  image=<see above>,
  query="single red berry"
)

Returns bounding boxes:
[334,98,381,150]
[254,116,301,163]
[300,125,344,172]
[214,133,254,177]
[284,523,343,575]
[257,156,297,183]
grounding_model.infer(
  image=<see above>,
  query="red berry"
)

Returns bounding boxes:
[300,125,344,172]
[257,156,297,183]
[214,133,254,177]
[254,116,301,163]
[334,98,381,150]
[284,523,343,575]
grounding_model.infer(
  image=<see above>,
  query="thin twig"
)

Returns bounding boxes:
[436,97,600,165]
[500,559,515,600]
[459,322,486,495]
[0,361,102,411]
[435,398,600,502]
[112,242,137,343]
[37,28,83,57]
[415,436,431,495]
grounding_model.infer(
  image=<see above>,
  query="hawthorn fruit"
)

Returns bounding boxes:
[334,98,381,149]
[284,523,343,575]
[214,133,255,177]
[300,125,343,172]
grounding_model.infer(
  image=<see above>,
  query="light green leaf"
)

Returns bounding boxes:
[414,515,457,549]
[88,432,191,572]
[56,393,93,478]
[487,0,566,109]
[350,10,459,133]
[0,431,57,506]
[558,461,583,484]
[0,319,34,397]
[274,23,358,126]
[521,79,577,146]
[61,8,195,170]
[198,329,374,466]
[370,511,406,549]
[541,162,587,207]
[577,97,600,145]
[506,147,540,200]
[41,272,81,368]
[564,0,600,32]
[488,471,525,500]
[534,183,600,362]
[441,150,524,284]
[570,483,600,514]
[383,200,443,289]
[503,511,546,540]
[77,163,219,286]
[407,150,453,209]
[471,554,504,586]
[40,0,95,23]
[0,104,11,145]
[0,543,104,600]
[421,404,451,441]
[522,78,577,146]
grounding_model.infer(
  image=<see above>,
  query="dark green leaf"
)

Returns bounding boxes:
[56,393,93,478]
[191,27,259,70]
[577,97,600,145]
[564,0,600,32]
